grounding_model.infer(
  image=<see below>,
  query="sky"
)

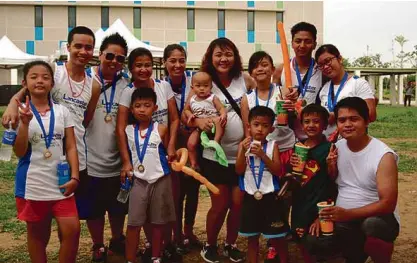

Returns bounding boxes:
[324,0,417,64]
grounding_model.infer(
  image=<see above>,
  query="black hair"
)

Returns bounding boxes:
[100,33,128,56]
[291,22,317,41]
[248,51,274,75]
[67,26,95,45]
[248,106,276,125]
[163,44,187,76]
[334,97,370,122]
[315,44,341,61]
[23,60,54,82]
[128,47,153,71]
[300,104,330,127]
[130,87,157,105]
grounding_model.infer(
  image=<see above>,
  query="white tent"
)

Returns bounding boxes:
[0,36,48,68]
[94,19,164,58]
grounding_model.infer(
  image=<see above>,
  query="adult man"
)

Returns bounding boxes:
[321,97,399,263]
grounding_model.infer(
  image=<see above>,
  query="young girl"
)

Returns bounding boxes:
[14,61,80,263]
[183,71,227,170]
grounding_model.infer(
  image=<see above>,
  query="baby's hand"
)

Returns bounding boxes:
[187,114,196,125]
[219,113,227,127]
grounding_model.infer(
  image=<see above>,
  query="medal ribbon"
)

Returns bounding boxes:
[255,84,273,108]
[30,99,55,151]
[294,58,314,98]
[248,143,268,191]
[98,67,117,116]
[134,122,154,166]
[328,72,349,112]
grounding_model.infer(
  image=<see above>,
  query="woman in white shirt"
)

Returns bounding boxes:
[316,44,376,141]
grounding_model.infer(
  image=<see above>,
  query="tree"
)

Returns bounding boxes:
[352,54,391,68]
[405,45,417,68]
[395,35,409,68]
[342,57,351,68]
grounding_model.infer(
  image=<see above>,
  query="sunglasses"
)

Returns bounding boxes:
[104,52,126,63]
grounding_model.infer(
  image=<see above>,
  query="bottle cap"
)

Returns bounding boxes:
[60,155,67,162]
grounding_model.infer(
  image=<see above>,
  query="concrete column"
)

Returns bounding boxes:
[368,75,376,96]
[378,75,384,102]
[399,75,404,105]
[354,70,361,77]
[10,68,18,85]
[390,74,397,105]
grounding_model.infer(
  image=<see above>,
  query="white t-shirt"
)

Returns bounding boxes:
[51,62,93,171]
[320,76,375,137]
[245,85,296,152]
[281,58,323,140]
[202,75,247,163]
[240,140,280,195]
[119,79,175,126]
[85,68,131,178]
[125,122,170,184]
[15,103,74,201]
[190,94,219,118]
[169,71,193,113]
[335,138,400,223]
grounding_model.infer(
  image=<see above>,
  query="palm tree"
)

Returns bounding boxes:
[395,35,408,68]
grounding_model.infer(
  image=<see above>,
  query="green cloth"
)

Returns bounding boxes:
[291,138,337,232]
[200,127,228,167]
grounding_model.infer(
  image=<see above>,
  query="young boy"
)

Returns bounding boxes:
[123,88,176,263]
[183,71,227,170]
[235,106,289,263]
[289,104,337,262]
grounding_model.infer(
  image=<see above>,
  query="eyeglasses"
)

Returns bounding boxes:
[104,52,126,63]
[317,56,337,70]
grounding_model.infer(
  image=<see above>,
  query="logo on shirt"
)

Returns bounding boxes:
[301,160,320,186]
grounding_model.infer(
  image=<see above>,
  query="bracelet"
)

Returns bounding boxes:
[71,177,80,184]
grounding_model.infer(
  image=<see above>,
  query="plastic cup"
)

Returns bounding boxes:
[317,201,335,236]
[292,143,309,174]
[276,100,288,126]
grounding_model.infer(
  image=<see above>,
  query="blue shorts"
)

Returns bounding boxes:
[75,170,127,220]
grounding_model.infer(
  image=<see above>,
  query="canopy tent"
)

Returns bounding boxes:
[0,36,48,69]
[94,19,164,58]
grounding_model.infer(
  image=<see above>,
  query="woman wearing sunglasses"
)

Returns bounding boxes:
[83,33,131,261]
[316,44,377,141]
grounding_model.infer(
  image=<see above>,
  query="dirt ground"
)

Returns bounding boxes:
[0,139,416,262]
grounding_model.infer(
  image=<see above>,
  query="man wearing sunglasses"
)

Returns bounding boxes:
[83,33,131,262]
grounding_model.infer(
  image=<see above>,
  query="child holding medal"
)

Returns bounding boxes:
[14,61,80,263]
[235,106,289,263]
[123,88,175,263]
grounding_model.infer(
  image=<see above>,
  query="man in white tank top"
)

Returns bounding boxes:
[318,97,399,263]
[273,22,323,140]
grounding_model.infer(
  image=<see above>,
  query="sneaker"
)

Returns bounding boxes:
[151,257,162,263]
[223,244,245,262]
[176,240,190,255]
[200,244,220,263]
[163,243,183,262]
[264,247,280,263]
[92,243,107,262]
[186,235,203,249]
[108,235,126,256]
[141,242,152,263]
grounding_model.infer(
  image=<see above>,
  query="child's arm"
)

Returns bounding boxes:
[213,95,227,127]
[252,141,281,177]
[326,144,338,180]
[13,97,32,158]
[83,79,101,128]
[167,97,180,162]
[116,105,133,179]
[235,137,251,175]
[61,126,80,196]
[240,95,250,138]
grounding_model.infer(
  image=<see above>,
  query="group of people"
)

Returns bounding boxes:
[1,21,399,263]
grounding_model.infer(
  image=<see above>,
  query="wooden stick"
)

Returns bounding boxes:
[277,21,293,90]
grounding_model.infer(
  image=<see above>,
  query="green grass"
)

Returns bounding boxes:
[369,105,417,138]
[398,154,417,173]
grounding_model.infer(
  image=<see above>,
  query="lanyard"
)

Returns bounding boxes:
[30,100,55,150]
[168,73,186,114]
[255,84,273,108]
[134,122,154,164]
[294,58,314,98]
[328,72,348,112]
[249,143,268,190]
[98,67,117,115]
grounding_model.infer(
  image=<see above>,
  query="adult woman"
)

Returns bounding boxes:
[184,38,255,263]
[163,44,201,253]
[316,44,376,140]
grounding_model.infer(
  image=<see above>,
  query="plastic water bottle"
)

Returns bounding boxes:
[117,174,132,203]
[57,156,70,194]
[0,122,17,162]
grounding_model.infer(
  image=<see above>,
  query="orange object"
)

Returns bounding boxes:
[277,21,292,91]
[317,201,335,236]
[171,148,220,195]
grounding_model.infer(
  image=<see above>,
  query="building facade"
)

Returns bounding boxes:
[0,1,323,83]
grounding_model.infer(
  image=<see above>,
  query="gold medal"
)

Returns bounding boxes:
[138,164,145,173]
[254,191,263,200]
[44,149,52,159]
[104,114,112,123]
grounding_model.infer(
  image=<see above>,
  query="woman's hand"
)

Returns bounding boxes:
[309,218,320,237]
[60,179,79,196]
[195,118,214,133]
